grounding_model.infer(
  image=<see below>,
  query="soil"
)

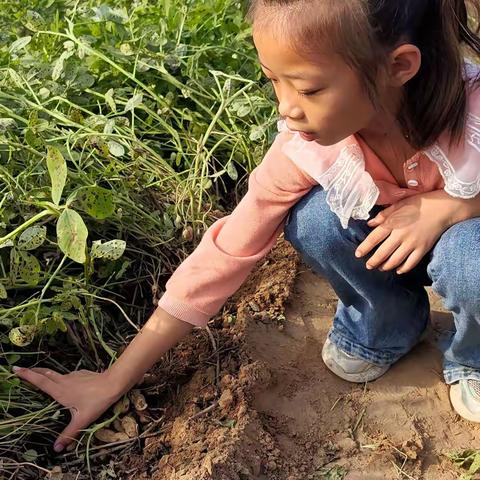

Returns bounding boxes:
[52,236,480,480]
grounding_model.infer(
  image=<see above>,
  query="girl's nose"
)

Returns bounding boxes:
[278,96,304,120]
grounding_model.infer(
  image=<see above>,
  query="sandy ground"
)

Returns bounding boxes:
[109,239,479,480]
[247,266,480,479]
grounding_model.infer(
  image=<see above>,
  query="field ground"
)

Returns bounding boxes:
[87,238,479,480]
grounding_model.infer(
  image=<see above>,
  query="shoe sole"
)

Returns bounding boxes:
[321,319,432,384]
[321,340,390,384]
[450,384,480,423]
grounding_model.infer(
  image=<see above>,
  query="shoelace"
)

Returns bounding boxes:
[468,379,480,398]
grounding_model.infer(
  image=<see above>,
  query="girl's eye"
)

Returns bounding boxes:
[299,89,322,97]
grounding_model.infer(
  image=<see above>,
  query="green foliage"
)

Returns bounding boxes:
[0,0,276,344]
[449,450,480,479]
[317,466,349,480]
[0,0,277,469]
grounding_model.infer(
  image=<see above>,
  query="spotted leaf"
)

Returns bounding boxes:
[46,147,67,205]
[76,186,115,220]
[9,325,37,347]
[57,209,88,264]
[17,225,47,251]
[91,239,126,261]
[18,251,41,285]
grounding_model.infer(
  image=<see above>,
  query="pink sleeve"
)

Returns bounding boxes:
[157,131,316,327]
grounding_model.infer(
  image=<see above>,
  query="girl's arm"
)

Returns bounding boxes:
[157,130,316,326]
[14,130,317,452]
[444,191,480,224]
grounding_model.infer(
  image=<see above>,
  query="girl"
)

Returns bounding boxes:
[13,0,480,453]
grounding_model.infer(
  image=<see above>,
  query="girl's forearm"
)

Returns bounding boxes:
[105,307,194,395]
[444,191,480,226]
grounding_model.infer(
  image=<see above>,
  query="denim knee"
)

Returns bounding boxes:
[284,186,352,259]
[427,219,480,311]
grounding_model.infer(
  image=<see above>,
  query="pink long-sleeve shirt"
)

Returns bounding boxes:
[159,66,480,327]
[157,130,447,327]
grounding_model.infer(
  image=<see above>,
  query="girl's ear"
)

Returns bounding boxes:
[386,44,422,87]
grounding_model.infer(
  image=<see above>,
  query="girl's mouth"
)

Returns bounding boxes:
[299,132,317,142]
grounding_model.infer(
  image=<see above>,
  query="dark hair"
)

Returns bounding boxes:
[247,0,480,149]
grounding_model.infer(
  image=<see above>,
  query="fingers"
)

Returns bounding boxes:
[54,414,86,453]
[377,245,411,272]
[30,368,63,382]
[397,249,424,275]
[356,227,390,259]
[365,236,403,270]
[12,367,60,399]
[367,206,393,228]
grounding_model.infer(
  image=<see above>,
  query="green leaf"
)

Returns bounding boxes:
[125,93,143,112]
[236,104,251,117]
[45,317,58,335]
[53,310,67,333]
[9,248,20,283]
[18,225,47,250]
[91,240,126,261]
[469,453,480,473]
[9,326,36,347]
[0,283,7,299]
[9,36,32,54]
[46,147,67,205]
[226,161,238,181]
[57,209,88,264]
[52,50,74,81]
[25,10,45,31]
[25,128,44,149]
[105,88,117,113]
[77,186,115,220]
[18,251,41,286]
[108,140,125,157]
[249,125,265,142]
[0,240,14,249]
[20,310,36,326]
[6,353,20,364]
[22,449,38,462]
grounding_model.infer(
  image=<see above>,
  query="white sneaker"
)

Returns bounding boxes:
[321,338,390,383]
[450,380,480,422]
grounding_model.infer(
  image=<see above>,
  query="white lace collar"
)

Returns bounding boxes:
[278,62,480,228]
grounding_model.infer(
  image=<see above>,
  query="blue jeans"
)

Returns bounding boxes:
[284,186,480,384]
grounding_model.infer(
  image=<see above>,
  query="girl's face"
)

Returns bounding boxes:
[253,28,380,146]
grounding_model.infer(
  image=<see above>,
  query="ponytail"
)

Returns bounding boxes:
[374,0,480,148]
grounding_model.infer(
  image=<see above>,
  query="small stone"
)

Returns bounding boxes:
[336,437,357,453]
[219,389,234,411]
[267,460,277,470]
[249,301,260,312]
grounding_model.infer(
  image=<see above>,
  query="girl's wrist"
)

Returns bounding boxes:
[444,198,480,228]
[102,366,142,398]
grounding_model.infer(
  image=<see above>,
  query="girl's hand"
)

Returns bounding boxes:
[354,191,456,274]
[13,367,123,453]
[12,307,193,454]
